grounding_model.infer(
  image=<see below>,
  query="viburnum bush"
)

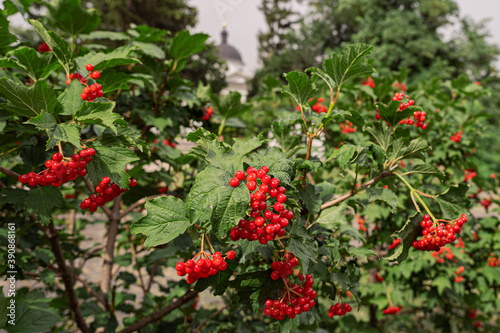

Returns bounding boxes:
[0,3,499,333]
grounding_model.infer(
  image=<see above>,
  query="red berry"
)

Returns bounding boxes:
[229,178,240,187]
[235,170,245,181]
[129,179,138,187]
[52,152,63,162]
[86,64,94,72]
[227,250,236,260]
[90,71,101,79]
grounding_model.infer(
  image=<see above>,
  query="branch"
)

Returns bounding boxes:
[193,306,226,333]
[146,260,160,293]
[0,165,19,179]
[118,290,198,333]
[73,273,107,310]
[320,170,394,210]
[41,221,91,333]
[99,195,122,299]
[119,194,166,219]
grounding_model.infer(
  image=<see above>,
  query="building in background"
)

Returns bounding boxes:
[217,23,249,100]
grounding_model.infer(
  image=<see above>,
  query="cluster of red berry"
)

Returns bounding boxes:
[311,97,327,113]
[479,198,492,210]
[163,139,177,148]
[487,253,499,267]
[66,64,103,102]
[201,106,214,121]
[229,167,293,245]
[412,214,467,251]
[362,76,375,88]
[383,305,402,315]
[175,250,236,284]
[455,265,465,283]
[18,149,95,187]
[431,246,455,263]
[37,42,51,53]
[263,273,317,320]
[451,131,463,143]
[357,215,366,232]
[374,273,384,282]
[464,169,477,182]
[388,238,401,250]
[392,82,407,92]
[340,121,356,133]
[270,255,299,280]
[80,177,137,212]
[328,302,352,317]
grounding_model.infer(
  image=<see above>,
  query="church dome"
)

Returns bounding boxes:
[217,27,243,65]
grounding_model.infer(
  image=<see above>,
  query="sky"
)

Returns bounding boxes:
[188,0,500,74]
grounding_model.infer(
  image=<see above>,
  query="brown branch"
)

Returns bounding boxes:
[99,195,122,299]
[146,260,160,293]
[126,226,146,293]
[0,165,19,179]
[42,221,91,333]
[73,273,107,310]
[321,170,394,211]
[118,290,198,333]
[119,194,166,219]
[0,180,6,188]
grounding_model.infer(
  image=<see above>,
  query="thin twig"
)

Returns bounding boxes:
[146,260,160,293]
[119,194,166,219]
[41,221,91,333]
[118,290,198,333]
[193,306,226,333]
[0,165,19,179]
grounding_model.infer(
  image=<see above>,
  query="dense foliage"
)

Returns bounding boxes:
[0,1,499,333]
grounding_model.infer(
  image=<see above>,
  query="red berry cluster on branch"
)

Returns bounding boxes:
[383,305,402,315]
[229,166,293,245]
[487,253,499,267]
[18,148,95,187]
[388,238,401,250]
[201,106,214,121]
[393,82,407,92]
[431,246,455,263]
[175,250,236,284]
[311,97,327,113]
[328,302,352,317]
[374,273,384,282]
[263,272,317,320]
[362,76,375,88]
[455,265,465,283]
[340,121,356,133]
[80,177,137,212]
[270,255,299,280]
[163,139,177,148]
[66,64,103,102]
[451,131,463,143]
[357,215,366,231]
[412,214,468,252]
[464,169,477,182]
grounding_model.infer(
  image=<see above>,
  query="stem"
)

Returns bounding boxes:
[118,291,198,333]
[394,172,437,222]
[218,117,226,136]
[313,86,340,137]
[0,165,20,179]
[204,234,215,253]
[41,221,91,333]
[146,260,160,293]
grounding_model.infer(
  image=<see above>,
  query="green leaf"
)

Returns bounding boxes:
[45,0,100,35]
[80,30,130,41]
[28,19,75,74]
[384,213,421,263]
[286,238,317,273]
[431,276,452,294]
[25,111,81,149]
[169,30,208,62]
[131,197,189,249]
[228,270,283,305]
[347,247,378,261]
[132,41,165,59]
[186,166,249,238]
[0,12,18,49]
[315,202,348,229]
[210,91,252,119]
[365,187,399,210]
[10,47,61,81]
[75,102,126,134]
[115,126,150,155]
[365,122,393,152]
[76,45,141,73]
[299,183,322,215]
[396,138,429,161]
[57,80,84,115]
[307,66,335,91]
[327,144,357,169]
[323,43,374,88]
[256,148,295,187]
[0,289,61,333]
[281,71,315,111]
[436,184,470,219]
[99,69,133,93]
[85,135,140,188]
[0,79,58,117]
[407,163,445,180]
